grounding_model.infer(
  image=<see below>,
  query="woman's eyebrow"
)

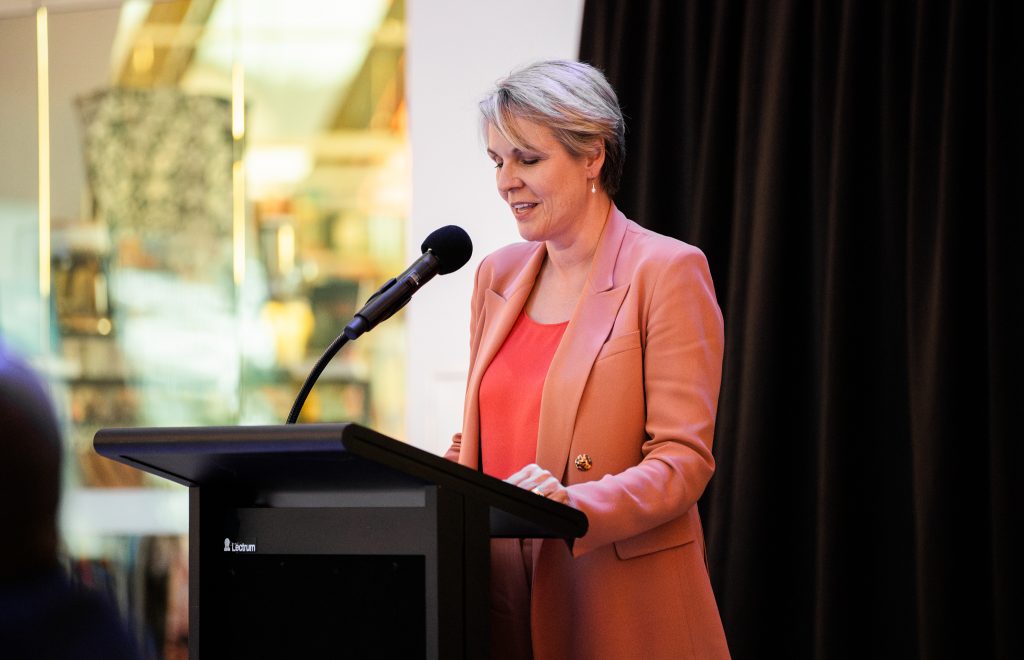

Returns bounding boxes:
[487,146,544,159]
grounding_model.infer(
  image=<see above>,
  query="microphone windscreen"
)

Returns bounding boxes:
[421,225,473,275]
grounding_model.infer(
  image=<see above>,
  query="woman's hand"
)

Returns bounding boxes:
[505,463,572,505]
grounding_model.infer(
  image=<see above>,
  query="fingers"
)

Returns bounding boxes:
[505,464,551,490]
[529,475,562,497]
[546,487,571,505]
[505,463,545,487]
[505,464,565,500]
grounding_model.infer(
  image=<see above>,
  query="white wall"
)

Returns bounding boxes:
[405,0,585,454]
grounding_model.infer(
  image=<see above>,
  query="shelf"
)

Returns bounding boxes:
[61,487,189,541]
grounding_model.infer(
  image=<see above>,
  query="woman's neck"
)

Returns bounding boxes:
[543,195,612,276]
[525,196,612,323]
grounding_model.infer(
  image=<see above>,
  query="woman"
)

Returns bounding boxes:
[446,60,730,659]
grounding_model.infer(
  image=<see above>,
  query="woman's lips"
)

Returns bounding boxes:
[511,202,538,216]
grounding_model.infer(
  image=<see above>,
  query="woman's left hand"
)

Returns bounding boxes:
[506,463,572,505]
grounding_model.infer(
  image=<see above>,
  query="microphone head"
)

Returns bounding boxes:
[421,225,473,275]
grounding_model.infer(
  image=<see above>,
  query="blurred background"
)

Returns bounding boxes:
[0,0,581,656]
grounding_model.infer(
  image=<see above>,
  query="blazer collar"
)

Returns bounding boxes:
[584,204,629,293]
[535,205,630,479]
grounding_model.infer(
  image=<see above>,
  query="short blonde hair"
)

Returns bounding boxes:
[480,60,626,196]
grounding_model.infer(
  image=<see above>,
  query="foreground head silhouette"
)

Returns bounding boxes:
[0,344,62,580]
[0,343,141,659]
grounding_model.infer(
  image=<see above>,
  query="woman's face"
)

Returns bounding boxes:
[486,119,597,246]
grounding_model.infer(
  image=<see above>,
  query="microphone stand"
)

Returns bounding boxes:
[285,331,350,424]
[285,223,470,424]
[285,277,396,424]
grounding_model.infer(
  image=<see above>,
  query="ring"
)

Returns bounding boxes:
[531,486,544,496]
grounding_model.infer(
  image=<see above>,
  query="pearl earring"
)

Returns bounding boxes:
[591,180,597,194]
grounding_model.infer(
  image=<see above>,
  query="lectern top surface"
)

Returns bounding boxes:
[94,422,588,539]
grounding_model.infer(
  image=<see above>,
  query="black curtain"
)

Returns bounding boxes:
[580,2,1022,659]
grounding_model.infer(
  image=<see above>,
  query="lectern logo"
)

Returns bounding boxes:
[224,537,256,553]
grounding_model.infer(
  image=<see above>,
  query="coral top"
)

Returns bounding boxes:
[479,310,568,479]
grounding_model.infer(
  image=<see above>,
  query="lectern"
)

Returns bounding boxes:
[94,423,587,659]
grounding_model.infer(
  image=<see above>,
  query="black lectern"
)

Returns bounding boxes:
[94,423,586,659]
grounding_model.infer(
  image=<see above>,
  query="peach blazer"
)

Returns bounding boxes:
[447,206,731,659]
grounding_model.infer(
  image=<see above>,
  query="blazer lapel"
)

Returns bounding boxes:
[535,207,631,481]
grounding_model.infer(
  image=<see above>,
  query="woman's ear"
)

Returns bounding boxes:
[584,142,606,179]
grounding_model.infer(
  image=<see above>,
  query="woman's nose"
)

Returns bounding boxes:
[497,164,521,194]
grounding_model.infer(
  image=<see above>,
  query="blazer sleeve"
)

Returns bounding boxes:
[566,247,725,556]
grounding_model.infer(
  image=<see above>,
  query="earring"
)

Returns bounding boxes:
[591,180,597,194]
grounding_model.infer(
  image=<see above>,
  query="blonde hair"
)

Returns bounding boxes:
[479,60,626,196]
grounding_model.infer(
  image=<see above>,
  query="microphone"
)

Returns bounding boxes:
[343,225,473,340]
[287,225,473,424]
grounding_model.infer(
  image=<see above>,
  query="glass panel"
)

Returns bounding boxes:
[2,2,408,656]
[0,13,46,356]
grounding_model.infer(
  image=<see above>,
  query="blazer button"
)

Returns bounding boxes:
[574,454,593,472]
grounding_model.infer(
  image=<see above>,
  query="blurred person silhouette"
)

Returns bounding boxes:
[0,343,140,660]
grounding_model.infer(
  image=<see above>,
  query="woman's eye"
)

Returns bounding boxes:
[492,161,503,169]
[522,158,539,165]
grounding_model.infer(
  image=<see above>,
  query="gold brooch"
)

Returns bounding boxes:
[574,454,593,471]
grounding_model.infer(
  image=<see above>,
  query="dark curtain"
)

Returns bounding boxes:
[580,2,1022,659]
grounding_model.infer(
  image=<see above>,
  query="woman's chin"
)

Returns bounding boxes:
[512,217,536,241]
[515,225,545,243]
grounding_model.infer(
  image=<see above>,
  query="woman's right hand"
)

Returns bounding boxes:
[506,463,572,505]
